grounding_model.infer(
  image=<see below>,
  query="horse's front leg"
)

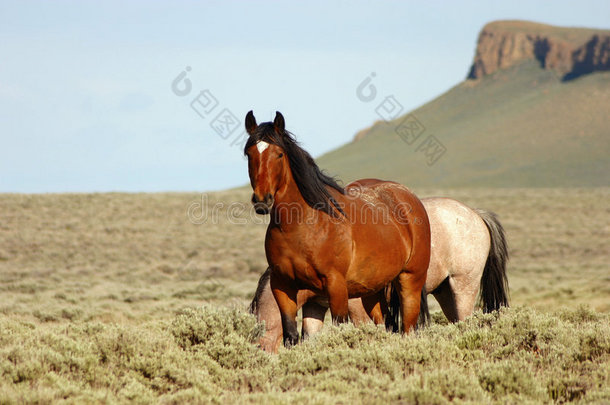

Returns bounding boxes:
[325,272,349,324]
[270,272,299,347]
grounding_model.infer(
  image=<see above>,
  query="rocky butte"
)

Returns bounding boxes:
[467,20,610,81]
[320,20,610,187]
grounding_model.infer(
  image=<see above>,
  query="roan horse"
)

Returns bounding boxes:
[250,197,510,352]
[244,111,431,347]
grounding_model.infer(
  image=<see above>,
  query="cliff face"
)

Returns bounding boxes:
[467,21,610,81]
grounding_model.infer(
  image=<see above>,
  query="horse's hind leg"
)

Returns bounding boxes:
[361,290,388,326]
[397,271,427,333]
[449,275,478,321]
[302,301,326,340]
[348,298,373,326]
[432,276,477,322]
[432,277,459,322]
[301,297,374,340]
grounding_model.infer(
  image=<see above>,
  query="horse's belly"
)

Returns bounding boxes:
[346,277,387,297]
[345,229,407,296]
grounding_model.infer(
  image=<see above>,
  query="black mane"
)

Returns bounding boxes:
[244,122,345,218]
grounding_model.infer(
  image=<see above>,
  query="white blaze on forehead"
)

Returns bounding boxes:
[256,141,270,153]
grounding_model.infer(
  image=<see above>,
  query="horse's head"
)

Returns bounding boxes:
[244,111,289,214]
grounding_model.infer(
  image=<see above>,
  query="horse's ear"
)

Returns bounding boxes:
[245,110,257,135]
[274,111,285,134]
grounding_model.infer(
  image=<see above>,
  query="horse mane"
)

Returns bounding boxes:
[244,122,346,218]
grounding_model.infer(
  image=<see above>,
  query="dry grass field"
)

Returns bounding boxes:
[0,188,608,403]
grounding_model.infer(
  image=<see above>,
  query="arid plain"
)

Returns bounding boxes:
[0,188,608,403]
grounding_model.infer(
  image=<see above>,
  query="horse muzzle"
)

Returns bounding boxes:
[251,193,274,215]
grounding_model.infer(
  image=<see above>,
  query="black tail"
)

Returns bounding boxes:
[476,209,510,312]
[249,267,272,315]
[385,283,400,332]
[384,283,429,332]
[417,286,430,328]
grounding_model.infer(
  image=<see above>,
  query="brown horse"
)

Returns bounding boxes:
[250,198,510,352]
[244,111,431,347]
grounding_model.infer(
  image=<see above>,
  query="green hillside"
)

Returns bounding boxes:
[318,56,610,187]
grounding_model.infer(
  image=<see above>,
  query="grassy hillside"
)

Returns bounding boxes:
[317,61,610,187]
[0,190,608,402]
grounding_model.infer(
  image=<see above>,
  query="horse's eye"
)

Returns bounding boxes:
[278,153,284,158]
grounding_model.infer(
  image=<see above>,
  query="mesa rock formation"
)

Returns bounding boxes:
[467,20,610,80]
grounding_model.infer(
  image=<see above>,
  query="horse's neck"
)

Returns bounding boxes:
[270,176,313,228]
[270,165,348,230]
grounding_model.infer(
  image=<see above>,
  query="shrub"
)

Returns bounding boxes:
[0,306,608,403]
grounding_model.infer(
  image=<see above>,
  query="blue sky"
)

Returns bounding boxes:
[1,1,608,192]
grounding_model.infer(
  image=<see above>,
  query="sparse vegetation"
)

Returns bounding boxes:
[0,306,608,403]
[0,189,608,403]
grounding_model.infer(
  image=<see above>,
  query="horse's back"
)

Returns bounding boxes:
[340,179,430,295]
[349,178,431,266]
[422,197,490,293]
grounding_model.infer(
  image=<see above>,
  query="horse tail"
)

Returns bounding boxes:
[384,283,401,332]
[476,209,510,312]
[417,286,430,328]
[384,282,429,332]
[249,267,272,315]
